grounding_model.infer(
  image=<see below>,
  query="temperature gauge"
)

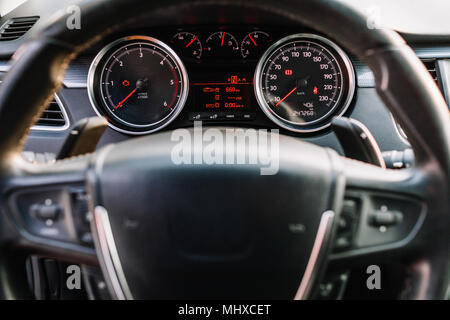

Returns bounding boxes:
[241,31,271,59]
[171,32,202,59]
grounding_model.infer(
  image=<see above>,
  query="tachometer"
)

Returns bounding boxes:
[88,36,189,135]
[254,34,355,132]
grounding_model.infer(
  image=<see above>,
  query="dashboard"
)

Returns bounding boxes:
[0,0,449,302]
[1,0,449,158]
[87,27,355,135]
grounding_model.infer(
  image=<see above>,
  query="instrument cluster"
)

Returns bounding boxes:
[87,27,356,135]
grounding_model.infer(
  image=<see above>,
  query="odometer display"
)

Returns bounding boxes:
[255,34,355,132]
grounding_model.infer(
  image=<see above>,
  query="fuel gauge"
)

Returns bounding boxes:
[204,31,240,59]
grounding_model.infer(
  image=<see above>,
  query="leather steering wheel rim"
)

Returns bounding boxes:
[0,0,448,299]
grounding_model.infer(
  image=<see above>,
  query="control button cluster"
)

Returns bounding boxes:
[70,189,94,246]
[316,271,350,300]
[189,112,255,121]
[9,186,94,248]
[382,149,414,169]
[334,199,359,252]
[332,192,425,254]
[369,207,403,228]
[30,201,62,221]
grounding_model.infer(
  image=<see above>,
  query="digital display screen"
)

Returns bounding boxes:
[192,72,253,113]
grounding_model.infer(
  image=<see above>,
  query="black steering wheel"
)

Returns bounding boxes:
[0,0,448,299]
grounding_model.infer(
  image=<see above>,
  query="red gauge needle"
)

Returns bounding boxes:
[275,87,297,107]
[185,37,197,48]
[115,88,137,109]
[221,32,225,46]
[248,34,258,46]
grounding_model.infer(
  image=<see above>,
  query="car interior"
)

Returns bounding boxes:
[0,0,448,300]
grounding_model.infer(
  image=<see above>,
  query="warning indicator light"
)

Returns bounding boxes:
[313,86,318,95]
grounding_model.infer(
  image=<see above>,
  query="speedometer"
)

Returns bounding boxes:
[254,34,355,132]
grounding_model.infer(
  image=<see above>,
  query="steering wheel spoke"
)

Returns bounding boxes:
[0,155,97,265]
[329,157,438,265]
[319,156,450,299]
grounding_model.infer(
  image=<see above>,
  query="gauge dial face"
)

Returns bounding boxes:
[255,34,355,132]
[204,31,239,58]
[89,36,188,134]
[170,32,202,59]
[241,31,271,59]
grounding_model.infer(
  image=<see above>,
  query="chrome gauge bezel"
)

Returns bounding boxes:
[254,33,356,133]
[87,35,189,135]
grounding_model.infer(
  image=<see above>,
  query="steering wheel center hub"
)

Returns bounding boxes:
[87,129,341,299]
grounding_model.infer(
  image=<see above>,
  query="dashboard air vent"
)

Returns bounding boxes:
[34,97,68,129]
[421,59,439,85]
[0,16,39,41]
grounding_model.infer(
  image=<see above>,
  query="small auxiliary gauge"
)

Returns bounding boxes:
[170,32,202,59]
[241,31,271,59]
[204,31,240,58]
